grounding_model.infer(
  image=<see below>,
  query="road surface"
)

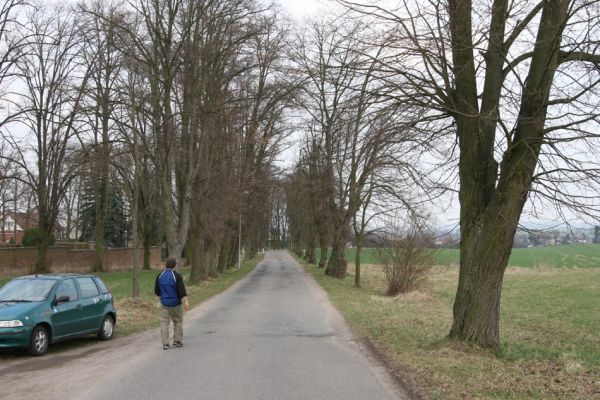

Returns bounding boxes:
[0,251,408,400]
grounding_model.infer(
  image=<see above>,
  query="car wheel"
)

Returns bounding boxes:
[28,326,49,356]
[98,315,114,340]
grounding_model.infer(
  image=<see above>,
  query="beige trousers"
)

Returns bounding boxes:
[160,304,183,345]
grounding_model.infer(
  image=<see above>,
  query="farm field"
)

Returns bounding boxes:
[317,244,600,268]
[299,257,600,399]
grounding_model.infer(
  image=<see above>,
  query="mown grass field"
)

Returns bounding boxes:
[318,244,600,268]
[0,256,262,355]
[299,257,600,399]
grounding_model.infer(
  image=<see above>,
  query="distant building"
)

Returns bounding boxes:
[0,212,38,245]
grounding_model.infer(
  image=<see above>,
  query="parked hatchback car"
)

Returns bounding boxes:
[0,274,116,356]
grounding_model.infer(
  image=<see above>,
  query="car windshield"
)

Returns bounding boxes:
[0,279,56,302]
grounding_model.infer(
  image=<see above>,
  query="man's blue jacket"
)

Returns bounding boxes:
[154,268,187,307]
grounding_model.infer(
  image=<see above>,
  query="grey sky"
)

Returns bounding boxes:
[276,0,322,18]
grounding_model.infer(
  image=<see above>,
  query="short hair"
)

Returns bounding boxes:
[166,258,177,269]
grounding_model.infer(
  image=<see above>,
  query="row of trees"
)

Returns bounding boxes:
[2,0,599,354]
[284,0,600,352]
[0,0,295,295]
[285,19,435,287]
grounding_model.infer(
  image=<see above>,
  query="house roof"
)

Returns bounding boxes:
[6,212,38,231]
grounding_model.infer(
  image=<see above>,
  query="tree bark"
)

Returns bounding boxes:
[354,240,363,288]
[189,234,206,284]
[143,236,151,270]
[318,236,328,268]
[35,220,50,274]
[217,232,232,273]
[449,0,569,351]
[325,224,348,278]
[305,245,316,264]
[207,239,219,278]
[204,239,215,279]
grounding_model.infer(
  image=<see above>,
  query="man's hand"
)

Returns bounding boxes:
[183,297,190,311]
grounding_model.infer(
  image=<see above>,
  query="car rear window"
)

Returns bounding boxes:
[76,277,100,298]
[94,277,110,294]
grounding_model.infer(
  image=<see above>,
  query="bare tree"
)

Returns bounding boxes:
[238,12,298,258]
[284,160,315,258]
[294,18,425,280]
[77,0,126,271]
[107,0,195,267]
[3,6,91,271]
[0,1,29,243]
[0,0,27,127]
[341,0,600,350]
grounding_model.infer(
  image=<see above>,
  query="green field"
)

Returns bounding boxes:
[299,257,600,399]
[317,244,600,268]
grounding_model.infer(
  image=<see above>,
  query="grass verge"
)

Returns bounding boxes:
[297,256,600,400]
[0,255,262,355]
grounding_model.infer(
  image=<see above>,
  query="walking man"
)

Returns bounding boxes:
[155,258,189,350]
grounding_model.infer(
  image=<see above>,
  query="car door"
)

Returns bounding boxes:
[51,279,84,338]
[75,277,104,332]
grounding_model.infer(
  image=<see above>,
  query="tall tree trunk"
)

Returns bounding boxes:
[131,139,141,298]
[93,153,110,273]
[207,239,218,278]
[132,217,140,298]
[229,238,239,270]
[143,236,151,270]
[217,235,230,273]
[354,239,363,288]
[189,232,205,284]
[318,235,328,268]
[325,224,347,278]
[202,239,212,280]
[305,245,316,264]
[35,218,50,274]
[449,0,568,351]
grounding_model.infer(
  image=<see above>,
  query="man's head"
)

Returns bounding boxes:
[166,258,177,269]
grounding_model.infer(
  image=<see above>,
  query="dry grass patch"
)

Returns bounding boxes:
[300,258,600,399]
[113,297,161,335]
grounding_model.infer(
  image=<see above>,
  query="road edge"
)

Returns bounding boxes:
[289,251,421,400]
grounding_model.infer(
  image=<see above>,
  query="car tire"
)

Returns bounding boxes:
[98,315,114,340]
[28,325,49,356]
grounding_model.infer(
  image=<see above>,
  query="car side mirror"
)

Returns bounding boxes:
[54,296,70,305]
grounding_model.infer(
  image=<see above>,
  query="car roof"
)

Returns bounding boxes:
[14,273,98,281]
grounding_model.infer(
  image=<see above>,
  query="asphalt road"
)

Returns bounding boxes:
[1,251,407,400]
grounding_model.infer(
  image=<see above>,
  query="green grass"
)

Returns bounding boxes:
[317,244,600,268]
[298,257,600,399]
[0,256,262,354]
[98,258,262,336]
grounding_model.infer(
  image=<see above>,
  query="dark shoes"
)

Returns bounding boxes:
[172,341,184,348]
[163,344,170,350]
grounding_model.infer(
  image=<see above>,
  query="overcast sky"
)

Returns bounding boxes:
[276,0,322,19]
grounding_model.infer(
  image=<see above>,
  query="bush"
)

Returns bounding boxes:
[375,223,434,296]
[22,227,55,247]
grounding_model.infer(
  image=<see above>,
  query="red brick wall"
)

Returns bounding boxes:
[0,247,163,277]
[0,231,23,245]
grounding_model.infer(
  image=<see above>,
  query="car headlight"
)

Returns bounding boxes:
[0,320,24,328]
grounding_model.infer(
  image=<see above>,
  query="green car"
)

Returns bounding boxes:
[0,274,117,356]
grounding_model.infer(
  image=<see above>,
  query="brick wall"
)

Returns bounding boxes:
[0,246,163,277]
